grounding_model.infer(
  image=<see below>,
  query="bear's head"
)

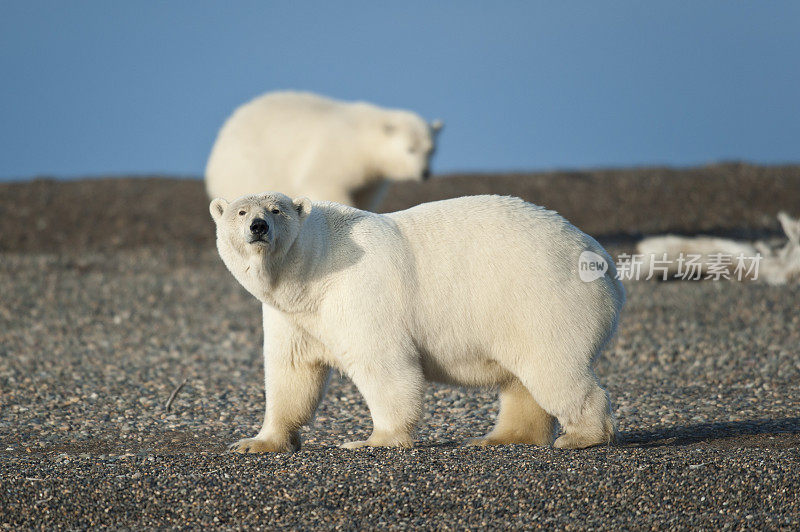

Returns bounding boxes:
[210,192,312,278]
[373,111,443,182]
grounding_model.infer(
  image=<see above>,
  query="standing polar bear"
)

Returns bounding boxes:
[205,91,443,209]
[210,193,625,452]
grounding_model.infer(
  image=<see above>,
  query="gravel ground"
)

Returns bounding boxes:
[1,166,799,529]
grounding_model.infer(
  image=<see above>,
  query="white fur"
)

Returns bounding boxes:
[210,193,625,452]
[636,212,800,284]
[205,91,443,209]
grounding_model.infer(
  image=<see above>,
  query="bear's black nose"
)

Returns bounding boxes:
[250,218,269,236]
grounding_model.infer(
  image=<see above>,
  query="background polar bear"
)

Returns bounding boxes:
[205,91,443,209]
[210,193,625,452]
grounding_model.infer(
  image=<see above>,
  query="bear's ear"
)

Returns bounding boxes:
[431,119,444,134]
[293,197,312,219]
[209,198,228,223]
[383,122,396,135]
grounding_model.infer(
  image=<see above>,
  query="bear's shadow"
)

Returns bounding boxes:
[399,419,800,451]
[619,417,800,449]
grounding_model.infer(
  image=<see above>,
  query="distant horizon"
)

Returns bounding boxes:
[4,159,800,185]
[2,2,799,181]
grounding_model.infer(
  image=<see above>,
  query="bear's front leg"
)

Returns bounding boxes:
[231,306,329,454]
[340,348,425,450]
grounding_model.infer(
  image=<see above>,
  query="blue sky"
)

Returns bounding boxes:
[1,1,799,181]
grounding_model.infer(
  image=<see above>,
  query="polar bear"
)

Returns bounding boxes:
[205,91,443,210]
[210,193,624,452]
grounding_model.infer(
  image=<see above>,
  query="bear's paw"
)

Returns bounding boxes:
[340,431,413,450]
[229,435,299,454]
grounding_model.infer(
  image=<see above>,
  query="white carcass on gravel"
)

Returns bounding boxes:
[636,212,800,285]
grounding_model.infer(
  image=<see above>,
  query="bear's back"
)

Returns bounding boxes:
[222,91,352,140]
[387,195,620,303]
[389,195,588,259]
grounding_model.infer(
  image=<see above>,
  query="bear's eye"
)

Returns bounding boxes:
[271,208,280,215]
[238,210,246,216]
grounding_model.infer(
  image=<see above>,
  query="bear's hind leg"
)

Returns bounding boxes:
[510,339,617,450]
[552,383,617,449]
[467,380,555,447]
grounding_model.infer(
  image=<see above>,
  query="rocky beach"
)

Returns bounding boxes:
[1,164,798,529]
